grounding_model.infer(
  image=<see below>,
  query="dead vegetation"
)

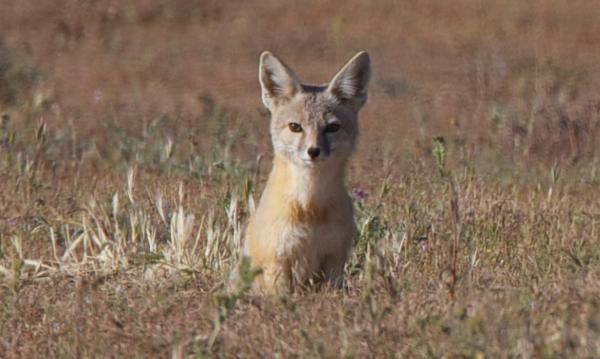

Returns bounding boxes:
[1,0,600,357]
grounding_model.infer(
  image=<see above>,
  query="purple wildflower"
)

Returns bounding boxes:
[353,187,368,201]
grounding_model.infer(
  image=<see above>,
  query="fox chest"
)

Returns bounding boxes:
[247,199,355,261]
[274,217,353,258]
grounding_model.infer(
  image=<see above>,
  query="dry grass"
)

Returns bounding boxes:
[1,0,600,357]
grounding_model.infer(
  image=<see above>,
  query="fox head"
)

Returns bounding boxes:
[259,51,370,170]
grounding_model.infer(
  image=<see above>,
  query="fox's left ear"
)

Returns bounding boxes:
[327,51,371,112]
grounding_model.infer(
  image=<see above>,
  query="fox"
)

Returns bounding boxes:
[242,50,371,293]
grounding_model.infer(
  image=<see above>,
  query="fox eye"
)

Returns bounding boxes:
[288,123,303,133]
[325,123,341,133]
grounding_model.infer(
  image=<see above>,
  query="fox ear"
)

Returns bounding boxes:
[259,52,301,111]
[327,51,371,112]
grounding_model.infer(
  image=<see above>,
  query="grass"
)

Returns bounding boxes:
[1,0,600,357]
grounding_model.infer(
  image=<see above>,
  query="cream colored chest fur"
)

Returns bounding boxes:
[243,163,355,291]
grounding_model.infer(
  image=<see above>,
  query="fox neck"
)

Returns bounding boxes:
[269,154,347,209]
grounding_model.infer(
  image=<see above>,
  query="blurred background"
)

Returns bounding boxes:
[1,0,600,179]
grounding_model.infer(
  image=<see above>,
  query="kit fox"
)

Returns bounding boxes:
[243,51,371,293]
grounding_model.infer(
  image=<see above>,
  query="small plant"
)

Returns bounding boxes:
[432,136,448,178]
[208,256,261,350]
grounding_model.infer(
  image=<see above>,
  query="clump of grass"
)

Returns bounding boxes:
[208,256,260,351]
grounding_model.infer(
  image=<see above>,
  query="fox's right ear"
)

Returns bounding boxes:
[259,52,301,111]
[326,51,371,113]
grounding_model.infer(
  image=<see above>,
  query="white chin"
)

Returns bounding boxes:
[301,158,322,166]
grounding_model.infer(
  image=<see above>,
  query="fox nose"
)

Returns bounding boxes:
[307,147,320,159]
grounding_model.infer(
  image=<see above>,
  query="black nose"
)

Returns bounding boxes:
[307,147,320,159]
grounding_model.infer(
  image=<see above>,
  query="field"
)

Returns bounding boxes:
[1,0,600,357]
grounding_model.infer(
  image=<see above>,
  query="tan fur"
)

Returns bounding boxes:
[243,51,370,293]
